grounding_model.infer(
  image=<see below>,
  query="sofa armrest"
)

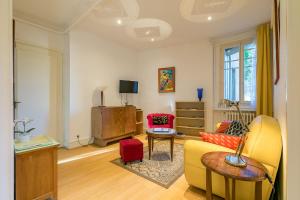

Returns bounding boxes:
[184,140,235,168]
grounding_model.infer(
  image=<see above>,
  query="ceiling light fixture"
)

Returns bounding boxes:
[207,16,212,21]
[145,30,151,35]
[151,38,155,42]
[117,19,123,25]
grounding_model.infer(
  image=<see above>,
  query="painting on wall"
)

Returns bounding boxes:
[158,67,175,93]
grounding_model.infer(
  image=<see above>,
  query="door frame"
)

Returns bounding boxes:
[14,40,64,144]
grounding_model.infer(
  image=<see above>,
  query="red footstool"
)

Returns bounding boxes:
[120,139,143,164]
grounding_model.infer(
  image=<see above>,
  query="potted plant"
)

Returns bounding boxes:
[14,118,35,142]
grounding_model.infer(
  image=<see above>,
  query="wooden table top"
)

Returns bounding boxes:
[146,128,177,137]
[201,152,267,182]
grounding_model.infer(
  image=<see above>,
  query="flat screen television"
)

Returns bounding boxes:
[119,80,138,93]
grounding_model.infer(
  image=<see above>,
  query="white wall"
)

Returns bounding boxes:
[137,41,214,131]
[68,28,139,147]
[15,20,65,52]
[15,21,68,145]
[0,0,14,199]
[274,0,300,199]
[286,0,300,199]
[274,0,288,199]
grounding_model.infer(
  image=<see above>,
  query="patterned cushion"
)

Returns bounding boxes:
[200,132,241,150]
[216,120,232,133]
[152,116,168,125]
[225,120,246,136]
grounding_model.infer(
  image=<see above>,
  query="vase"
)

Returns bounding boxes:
[17,133,31,143]
[197,88,203,101]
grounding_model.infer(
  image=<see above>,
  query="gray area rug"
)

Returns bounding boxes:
[111,141,184,188]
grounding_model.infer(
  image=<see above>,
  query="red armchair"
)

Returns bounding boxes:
[147,113,175,128]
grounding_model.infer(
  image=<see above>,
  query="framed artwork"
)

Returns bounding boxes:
[158,67,175,93]
[274,0,280,85]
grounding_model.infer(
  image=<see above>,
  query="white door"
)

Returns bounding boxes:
[15,42,62,142]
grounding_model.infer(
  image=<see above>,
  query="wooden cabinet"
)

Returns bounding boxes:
[176,101,205,137]
[135,109,144,135]
[15,136,59,200]
[92,106,137,146]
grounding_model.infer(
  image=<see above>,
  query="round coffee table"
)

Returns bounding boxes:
[201,151,267,200]
[146,128,177,161]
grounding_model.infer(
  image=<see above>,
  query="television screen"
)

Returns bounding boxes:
[119,80,138,93]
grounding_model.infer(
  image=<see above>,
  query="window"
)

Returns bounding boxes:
[223,41,256,105]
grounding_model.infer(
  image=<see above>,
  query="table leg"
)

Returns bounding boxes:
[151,137,154,152]
[255,181,262,200]
[206,168,212,200]
[232,179,236,200]
[148,136,151,160]
[170,137,174,162]
[224,177,230,200]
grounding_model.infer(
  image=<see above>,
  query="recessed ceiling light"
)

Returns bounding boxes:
[145,30,150,35]
[151,38,155,42]
[117,19,123,25]
[207,16,212,21]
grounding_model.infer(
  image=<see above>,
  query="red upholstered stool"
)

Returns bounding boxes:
[120,139,143,164]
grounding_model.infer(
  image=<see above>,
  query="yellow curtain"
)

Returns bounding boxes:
[256,23,273,116]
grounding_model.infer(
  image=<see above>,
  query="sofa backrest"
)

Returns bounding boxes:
[244,115,282,167]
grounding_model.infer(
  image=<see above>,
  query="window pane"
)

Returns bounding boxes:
[243,42,256,102]
[224,46,240,101]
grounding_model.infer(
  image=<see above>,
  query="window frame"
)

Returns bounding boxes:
[220,38,257,108]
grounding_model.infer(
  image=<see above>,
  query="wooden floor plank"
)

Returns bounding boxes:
[57,134,222,200]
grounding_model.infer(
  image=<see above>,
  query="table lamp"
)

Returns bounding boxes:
[223,99,249,167]
[97,86,107,107]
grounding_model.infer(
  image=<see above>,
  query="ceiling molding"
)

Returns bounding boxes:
[13,17,65,34]
[66,0,105,32]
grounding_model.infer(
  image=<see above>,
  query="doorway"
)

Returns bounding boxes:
[14,42,63,143]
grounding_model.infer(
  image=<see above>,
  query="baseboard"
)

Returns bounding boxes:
[66,137,92,149]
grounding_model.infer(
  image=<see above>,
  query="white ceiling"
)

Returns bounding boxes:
[13,0,272,49]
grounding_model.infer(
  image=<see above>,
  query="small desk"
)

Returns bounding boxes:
[201,151,267,200]
[146,128,177,161]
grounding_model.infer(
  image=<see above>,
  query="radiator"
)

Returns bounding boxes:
[214,110,256,126]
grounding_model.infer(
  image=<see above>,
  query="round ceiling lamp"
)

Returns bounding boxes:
[125,18,173,42]
[180,0,247,23]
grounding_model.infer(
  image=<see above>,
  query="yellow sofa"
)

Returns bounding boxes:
[184,115,282,200]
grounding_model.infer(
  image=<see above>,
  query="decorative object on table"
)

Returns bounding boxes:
[14,118,35,142]
[222,99,249,167]
[201,151,268,200]
[112,141,184,188]
[147,113,175,128]
[96,86,107,106]
[158,67,175,93]
[146,128,176,162]
[197,88,203,101]
[119,138,143,165]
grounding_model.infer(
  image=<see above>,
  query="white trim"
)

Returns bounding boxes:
[211,29,256,45]
[0,0,14,199]
[13,17,65,34]
[213,31,257,110]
